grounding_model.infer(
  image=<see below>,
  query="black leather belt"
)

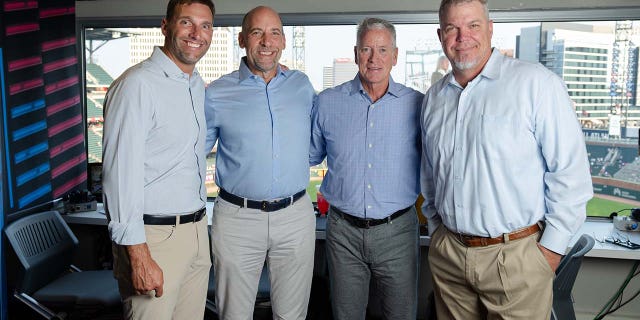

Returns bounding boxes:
[218,188,306,212]
[331,205,413,229]
[143,207,206,225]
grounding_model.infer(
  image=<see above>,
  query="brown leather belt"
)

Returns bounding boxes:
[456,223,541,247]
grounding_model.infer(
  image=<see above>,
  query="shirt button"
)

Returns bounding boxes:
[454,175,460,180]
[368,163,372,168]
[368,144,373,148]
[367,184,372,189]
[367,205,372,209]
[371,104,375,109]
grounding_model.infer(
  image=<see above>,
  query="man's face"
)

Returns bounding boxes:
[161,3,213,73]
[438,0,493,74]
[355,28,398,88]
[239,8,286,78]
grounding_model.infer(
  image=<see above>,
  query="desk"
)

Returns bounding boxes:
[63,202,333,241]
[63,205,640,257]
[568,219,640,260]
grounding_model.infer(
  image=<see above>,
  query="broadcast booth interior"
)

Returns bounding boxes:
[1,0,640,319]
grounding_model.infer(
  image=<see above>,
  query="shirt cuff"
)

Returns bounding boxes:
[108,219,146,245]
[538,223,572,255]
[424,207,441,236]
[427,217,442,236]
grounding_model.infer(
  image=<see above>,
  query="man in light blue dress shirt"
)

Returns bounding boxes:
[204,6,316,320]
[421,0,593,319]
[102,1,214,319]
[310,18,423,320]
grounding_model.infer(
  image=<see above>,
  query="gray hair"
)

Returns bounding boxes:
[438,0,489,23]
[356,17,396,48]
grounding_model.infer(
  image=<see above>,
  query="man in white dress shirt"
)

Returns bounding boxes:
[102,1,215,318]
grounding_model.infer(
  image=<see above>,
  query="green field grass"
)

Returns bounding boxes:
[307,181,321,202]
[587,197,636,218]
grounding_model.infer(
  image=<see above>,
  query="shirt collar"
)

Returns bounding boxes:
[150,46,199,80]
[238,57,287,83]
[478,48,502,81]
[348,74,401,99]
[439,48,502,93]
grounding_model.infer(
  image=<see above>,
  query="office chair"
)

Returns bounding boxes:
[4,210,121,319]
[551,234,595,320]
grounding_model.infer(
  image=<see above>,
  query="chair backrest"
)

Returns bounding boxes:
[551,234,595,320]
[4,211,79,294]
[555,234,595,293]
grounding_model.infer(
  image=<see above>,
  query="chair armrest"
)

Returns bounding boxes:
[69,264,82,273]
[13,292,60,319]
[205,298,218,318]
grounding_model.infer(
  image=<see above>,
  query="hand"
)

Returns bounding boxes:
[126,243,164,297]
[536,243,562,273]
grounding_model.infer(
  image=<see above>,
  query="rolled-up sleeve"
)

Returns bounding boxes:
[102,75,150,245]
[536,73,593,254]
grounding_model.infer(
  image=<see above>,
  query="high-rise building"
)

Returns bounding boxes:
[322,58,358,89]
[518,23,628,129]
[323,66,334,90]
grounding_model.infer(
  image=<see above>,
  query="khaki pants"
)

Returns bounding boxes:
[428,226,554,320]
[113,217,211,320]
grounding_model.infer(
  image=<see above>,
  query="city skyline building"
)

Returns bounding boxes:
[322,58,358,89]
[518,22,640,130]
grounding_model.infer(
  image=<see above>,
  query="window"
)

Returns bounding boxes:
[82,18,640,217]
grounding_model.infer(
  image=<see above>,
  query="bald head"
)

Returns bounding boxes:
[241,6,282,34]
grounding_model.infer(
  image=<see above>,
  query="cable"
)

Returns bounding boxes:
[606,288,640,315]
[594,261,640,319]
[609,208,634,219]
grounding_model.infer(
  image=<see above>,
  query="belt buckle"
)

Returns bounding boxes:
[261,200,279,212]
[457,233,472,246]
[261,200,276,212]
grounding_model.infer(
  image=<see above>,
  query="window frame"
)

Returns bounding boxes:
[77,7,640,217]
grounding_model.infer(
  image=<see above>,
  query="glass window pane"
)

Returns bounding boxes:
[84,20,640,216]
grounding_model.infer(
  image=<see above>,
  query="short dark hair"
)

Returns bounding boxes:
[439,0,489,23]
[166,0,215,22]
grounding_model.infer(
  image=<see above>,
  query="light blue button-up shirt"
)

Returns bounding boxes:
[420,49,593,254]
[310,76,423,219]
[205,58,315,200]
[103,47,207,245]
